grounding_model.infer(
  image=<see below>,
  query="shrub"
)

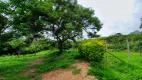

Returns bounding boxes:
[0,39,26,55]
[22,39,50,54]
[78,39,105,62]
[63,41,72,50]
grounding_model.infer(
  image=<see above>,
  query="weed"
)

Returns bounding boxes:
[89,52,142,80]
[72,68,81,75]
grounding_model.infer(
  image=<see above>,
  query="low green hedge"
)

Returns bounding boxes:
[78,39,105,62]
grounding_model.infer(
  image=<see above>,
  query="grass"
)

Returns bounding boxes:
[0,50,50,80]
[1,49,142,80]
[72,68,81,75]
[88,51,142,80]
[36,50,80,73]
[0,50,80,80]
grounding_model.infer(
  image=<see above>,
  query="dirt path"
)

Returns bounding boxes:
[0,77,5,80]
[42,61,97,80]
[19,58,44,78]
[28,58,44,66]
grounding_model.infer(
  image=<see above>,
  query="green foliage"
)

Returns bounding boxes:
[1,0,102,55]
[78,39,105,62]
[21,39,51,54]
[44,0,102,53]
[0,0,102,55]
[0,39,51,55]
[0,50,80,79]
[0,50,49,80]
[1,49,142,80]
[88,62,121,80]
[36,50,80,73]
[63,41,72,50]
[88,52,142,80]
[101,31,142,52]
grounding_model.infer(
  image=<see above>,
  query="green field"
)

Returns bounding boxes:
[0,50,80,80]
[0,50,142,80]
[0,50,49,80]
[89,51,142,80]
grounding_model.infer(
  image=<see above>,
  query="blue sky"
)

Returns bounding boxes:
[78,0,142,36]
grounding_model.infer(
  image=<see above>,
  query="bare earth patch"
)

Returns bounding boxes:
[42,61,97,80]
[28,58,44,66]
[20,68,36,77]
[0,77,5,80]
[20,58,44,78]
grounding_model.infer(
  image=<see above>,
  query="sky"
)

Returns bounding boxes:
[1,0,142,37]
[78,0,142,36]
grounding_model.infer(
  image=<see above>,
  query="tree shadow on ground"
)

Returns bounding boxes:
[36,50,81,73]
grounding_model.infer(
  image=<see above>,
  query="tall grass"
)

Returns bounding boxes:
[1,50,142,80]
[36,50,80,73]
[0,50,49,80]
[0,50,80,80]
[88,52,142,80]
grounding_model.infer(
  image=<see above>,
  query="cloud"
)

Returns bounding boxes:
[78,0,142,36]
[2,0,142,37]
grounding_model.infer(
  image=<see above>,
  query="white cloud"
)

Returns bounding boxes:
[78,0,141,36]
[2,0,142,37]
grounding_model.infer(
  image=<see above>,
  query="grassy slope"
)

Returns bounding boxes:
[0,50,50,80]
[0,50,80,80]
[1,50,142,80]
[89,52,142,80]
[36,50,80,73]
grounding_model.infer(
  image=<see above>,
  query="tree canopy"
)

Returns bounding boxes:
[0,0,102,54]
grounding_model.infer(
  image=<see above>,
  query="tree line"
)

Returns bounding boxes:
[101,30,142,52]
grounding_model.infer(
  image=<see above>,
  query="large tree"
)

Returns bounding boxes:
[42,0,103,54]
[0,1,9,36]
[4,0,103,54]
[0,1,16,55]
[8,0,50,44]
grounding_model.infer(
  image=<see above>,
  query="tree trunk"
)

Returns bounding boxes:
[58,40,63,55]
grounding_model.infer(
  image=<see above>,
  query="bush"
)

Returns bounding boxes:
[63,41,72,50]
[22,39,50,54]
[0,39,25,55]
[78,39,105,62]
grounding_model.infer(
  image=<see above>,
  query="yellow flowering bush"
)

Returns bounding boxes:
[78,39,105,62]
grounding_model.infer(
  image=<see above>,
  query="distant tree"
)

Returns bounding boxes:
[130,30,141,35]
[115,33,122,36]
[140,18,142,28]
